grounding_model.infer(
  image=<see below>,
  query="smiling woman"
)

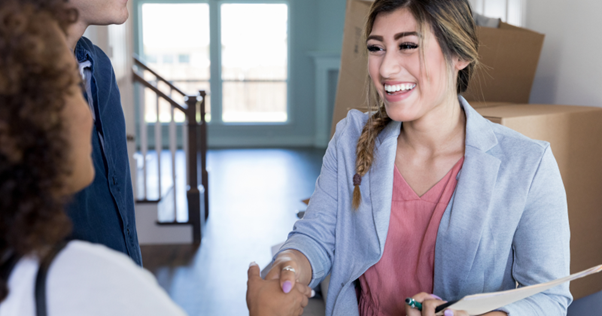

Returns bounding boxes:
[262,1,571,316]
[357,0,478,203]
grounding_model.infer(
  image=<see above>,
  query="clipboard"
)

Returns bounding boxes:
[435,264,602,315]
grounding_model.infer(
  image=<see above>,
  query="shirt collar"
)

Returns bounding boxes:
[78,60,92,78]
[375,96,499,153]
[74,38,95,73]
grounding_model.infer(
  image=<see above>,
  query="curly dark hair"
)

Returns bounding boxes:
[0,0,78,300]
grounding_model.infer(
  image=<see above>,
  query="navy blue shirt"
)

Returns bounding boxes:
[66,37,142,266]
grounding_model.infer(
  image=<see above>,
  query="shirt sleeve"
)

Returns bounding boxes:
[499,145,572,315]
[276,116,349,289]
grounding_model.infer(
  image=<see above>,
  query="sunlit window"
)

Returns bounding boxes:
[141,3,211,123]
[469,0,524,26]
[221,4,288,123]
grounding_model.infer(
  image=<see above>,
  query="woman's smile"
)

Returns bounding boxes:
[383,81,417,103]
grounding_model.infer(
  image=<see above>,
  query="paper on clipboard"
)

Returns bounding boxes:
[435,264,602,315]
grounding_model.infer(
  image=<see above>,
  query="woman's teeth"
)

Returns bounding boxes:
[384,83,416,93]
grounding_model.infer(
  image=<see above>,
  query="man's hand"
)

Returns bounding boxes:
[247,262,312,316]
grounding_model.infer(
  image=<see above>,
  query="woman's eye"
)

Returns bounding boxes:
[399,43,418,50]
[367,45,383,52]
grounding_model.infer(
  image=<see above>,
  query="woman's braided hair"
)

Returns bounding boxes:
[352,0,478,209]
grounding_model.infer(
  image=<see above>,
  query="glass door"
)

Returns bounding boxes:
[220,3,288,123]
[137,0,292,147]
[141,3,211,122]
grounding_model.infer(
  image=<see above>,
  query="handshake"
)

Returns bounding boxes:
[246,250,315,316]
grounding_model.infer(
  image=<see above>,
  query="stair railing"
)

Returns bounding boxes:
[132,55,208,243]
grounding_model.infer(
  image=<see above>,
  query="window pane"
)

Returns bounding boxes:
[222,82,287,122]
[483,0,507,21]
[141,3,211,122]
[469,0,523,26]
[221,4,288,122]
[507,0,523,26]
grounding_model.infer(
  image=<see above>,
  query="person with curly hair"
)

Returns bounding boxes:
[0,1,186,314]
[0,1,312,315]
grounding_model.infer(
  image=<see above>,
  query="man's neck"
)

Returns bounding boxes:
[67,20,89,52]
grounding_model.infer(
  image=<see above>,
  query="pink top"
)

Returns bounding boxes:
[358,158,464,316]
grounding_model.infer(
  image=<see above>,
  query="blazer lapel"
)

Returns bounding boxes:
[434,147,501,297]
[434,97,501,298]
[368,120,401,253]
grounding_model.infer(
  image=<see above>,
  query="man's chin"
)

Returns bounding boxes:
[112,11,129,25]
[93,11,129,26]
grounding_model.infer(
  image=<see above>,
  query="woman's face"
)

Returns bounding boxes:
[367,7,467,122]
[56,25,95,195]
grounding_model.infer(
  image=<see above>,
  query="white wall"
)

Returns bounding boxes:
[527,0,602,107]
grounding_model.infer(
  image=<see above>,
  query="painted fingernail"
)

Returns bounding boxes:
[282,281,293,293]
[444,309,454,316]
[431,294,442,300]
[311,290,315,298]
[249,261,258,267]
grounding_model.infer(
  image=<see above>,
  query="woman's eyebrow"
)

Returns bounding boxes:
[366,31,419,42]
[394,31,419,40]
[366,35,383,42]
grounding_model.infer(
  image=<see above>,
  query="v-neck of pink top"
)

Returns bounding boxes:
[358,157,465,316]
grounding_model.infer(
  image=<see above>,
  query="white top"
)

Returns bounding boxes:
[0,241,187,316]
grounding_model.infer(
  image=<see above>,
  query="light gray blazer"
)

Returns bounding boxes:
[279,97,572,316]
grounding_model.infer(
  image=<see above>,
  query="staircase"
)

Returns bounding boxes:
[132,56,208,244]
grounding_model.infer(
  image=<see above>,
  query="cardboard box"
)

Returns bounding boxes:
[476,104,602,300]
[469,101,514,109]
[331,0,374,136]
[331,0,545,136]
[463,23,544,104]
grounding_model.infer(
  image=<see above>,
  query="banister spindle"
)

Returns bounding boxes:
[140,85,148,201]
[169,101,177,222]
[155,94,162,199]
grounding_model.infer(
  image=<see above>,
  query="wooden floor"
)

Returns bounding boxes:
[140,147,325,316]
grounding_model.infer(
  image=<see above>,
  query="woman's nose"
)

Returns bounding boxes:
[380,50,402,79]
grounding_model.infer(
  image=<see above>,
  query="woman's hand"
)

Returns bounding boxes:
[404,292,508,316]
[405,292,452,316]
[265,250,312,293]
[247,262,312,316]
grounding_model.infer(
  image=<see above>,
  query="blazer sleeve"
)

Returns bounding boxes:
[276,117,349,289]
[499,145,572,315]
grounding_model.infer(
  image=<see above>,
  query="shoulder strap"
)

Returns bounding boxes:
[35,241,68,316]
[0,251,22,295]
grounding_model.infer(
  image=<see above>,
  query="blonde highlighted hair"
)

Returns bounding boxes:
[352,0,479,209]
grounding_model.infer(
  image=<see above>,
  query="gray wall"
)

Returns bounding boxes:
[527,0,602,107]
[317,0,347,53]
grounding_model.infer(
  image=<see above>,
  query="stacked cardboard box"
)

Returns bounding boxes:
[330,0,602,299]
[476,104,602,300]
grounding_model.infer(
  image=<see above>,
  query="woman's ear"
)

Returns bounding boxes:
[454,57,470,71]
